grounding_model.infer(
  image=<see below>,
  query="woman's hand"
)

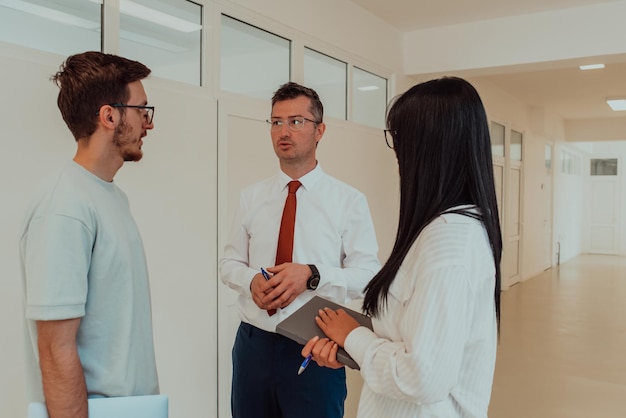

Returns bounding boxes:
[301,336,344,369]
[301,308,361,369]
[315,307,360,346]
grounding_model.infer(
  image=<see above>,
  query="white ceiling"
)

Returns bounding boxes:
[349,0,618,31]
[350,0,626,123]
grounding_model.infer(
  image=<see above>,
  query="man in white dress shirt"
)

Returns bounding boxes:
[220,82,380,418]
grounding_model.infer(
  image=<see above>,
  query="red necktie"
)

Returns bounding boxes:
[276,180,301,265]
[267,180,301,316]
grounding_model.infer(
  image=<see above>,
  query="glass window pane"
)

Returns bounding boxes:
[490,121,505,157]
[590,158,618,176]
[220,15,290,100]
[545,144,552,170]
[561,150,573,174]
[352,67,387,128]
[304,48,346,120]
[0,0,101,56]
[119,0,202,86]
[511,129,523,161]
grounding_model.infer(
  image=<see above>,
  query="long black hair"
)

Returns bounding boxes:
[363,77,502,330]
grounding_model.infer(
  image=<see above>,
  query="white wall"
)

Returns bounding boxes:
[0,46,69,418]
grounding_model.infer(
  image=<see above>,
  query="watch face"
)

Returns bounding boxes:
[308,276,320,290]
[307,264,320,290]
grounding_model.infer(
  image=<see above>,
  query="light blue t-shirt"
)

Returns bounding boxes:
[20,161,159,402]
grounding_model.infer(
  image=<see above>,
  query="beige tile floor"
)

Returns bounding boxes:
[488,254,626,418]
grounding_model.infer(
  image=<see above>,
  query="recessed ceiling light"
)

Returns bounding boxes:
[606,99,626,111]
[579,64,605,70]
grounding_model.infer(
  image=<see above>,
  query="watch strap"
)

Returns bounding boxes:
[306,264,320,290]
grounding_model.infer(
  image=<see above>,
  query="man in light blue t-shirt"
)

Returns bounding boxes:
[20,52,159,418]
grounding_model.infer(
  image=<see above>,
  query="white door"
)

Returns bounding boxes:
[217,97,274,418]
[503,164,522,286]
[542,164,553,270]
[493,163,504,217]
[589,176,619,254]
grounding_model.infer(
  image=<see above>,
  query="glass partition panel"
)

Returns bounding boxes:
[545,144,552,170]
[220,15,290,100]
[0,0,101,56]
[490,121,505,157]
[120,0,202,86]
[560,150,574,174]
[352,67,387,129]
[590,158,618,176]
[303,48,346,120]
[510,129,523,161]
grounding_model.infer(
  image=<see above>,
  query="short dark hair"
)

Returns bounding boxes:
[51,51,151,141]
[271,82,324,123]
[363,77,502,330]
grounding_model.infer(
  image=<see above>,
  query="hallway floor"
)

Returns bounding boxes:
[488,254,626,418]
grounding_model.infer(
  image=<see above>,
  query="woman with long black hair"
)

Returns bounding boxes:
[302,77,502,417]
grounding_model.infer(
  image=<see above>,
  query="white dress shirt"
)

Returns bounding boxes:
[345,209,497,418]
[220,164,381,332]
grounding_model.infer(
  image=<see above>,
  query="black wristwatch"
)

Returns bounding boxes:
[306,264,320,290]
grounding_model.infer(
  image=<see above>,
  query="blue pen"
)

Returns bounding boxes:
[298,354,312,375]
[261,268,277,316]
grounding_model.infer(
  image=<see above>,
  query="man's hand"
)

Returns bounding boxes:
[262,263,312,310]
[37,318,88,418]
[250,272,275,310]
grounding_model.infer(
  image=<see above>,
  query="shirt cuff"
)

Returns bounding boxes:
[344,325,377,367]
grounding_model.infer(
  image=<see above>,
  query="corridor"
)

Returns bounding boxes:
[489,255,626,417]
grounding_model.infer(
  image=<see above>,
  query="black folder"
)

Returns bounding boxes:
[275,296,373,370]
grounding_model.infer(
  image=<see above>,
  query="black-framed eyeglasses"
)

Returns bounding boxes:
[266,117,320,131]
[97,103,155,125]
[384,129,396,149]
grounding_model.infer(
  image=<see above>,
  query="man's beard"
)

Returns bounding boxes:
[113,118,143,162]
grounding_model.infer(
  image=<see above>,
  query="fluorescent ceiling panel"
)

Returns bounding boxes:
[579,64,605,70]
[606,99,626,111]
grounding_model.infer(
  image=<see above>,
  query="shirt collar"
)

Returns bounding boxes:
[277,162,324,191]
